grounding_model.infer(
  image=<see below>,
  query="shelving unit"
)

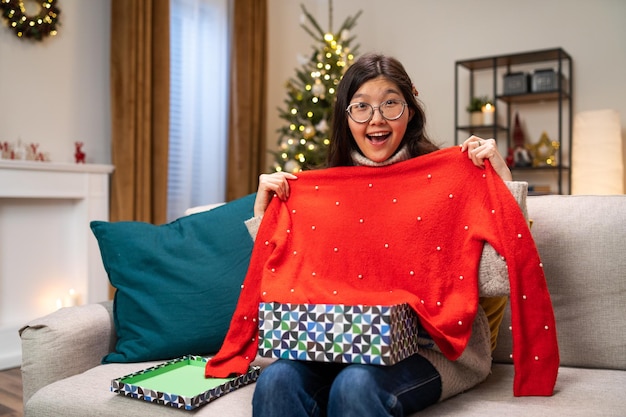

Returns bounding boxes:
[454,48,573,194]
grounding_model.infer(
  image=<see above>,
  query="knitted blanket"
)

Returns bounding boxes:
[205,146,559,397]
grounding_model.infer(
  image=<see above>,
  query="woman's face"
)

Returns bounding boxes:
[347,76,411,163]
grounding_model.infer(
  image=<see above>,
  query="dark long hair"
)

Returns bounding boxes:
[327,53,440,167]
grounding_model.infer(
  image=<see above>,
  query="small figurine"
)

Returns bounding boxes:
[14,139,27,160]
[530,132,559,167]
[29,143,39,160]
[511,113,532,167]
[74,142,86,164]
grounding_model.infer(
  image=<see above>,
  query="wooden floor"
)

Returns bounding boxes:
[0,368,23,417]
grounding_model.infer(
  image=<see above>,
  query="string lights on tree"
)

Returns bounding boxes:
[272,2,361,173]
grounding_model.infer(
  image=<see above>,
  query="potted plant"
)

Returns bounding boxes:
[466,96,490,126]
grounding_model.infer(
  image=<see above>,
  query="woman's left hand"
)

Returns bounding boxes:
[461,135,512,181]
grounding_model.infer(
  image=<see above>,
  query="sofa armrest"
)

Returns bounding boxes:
[19,301,116,405]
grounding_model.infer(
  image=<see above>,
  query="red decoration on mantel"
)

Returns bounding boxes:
[0,140,48,161]
[74,142,86,164]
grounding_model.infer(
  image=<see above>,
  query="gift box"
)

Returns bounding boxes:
[258,302,420,365]
[111,355,260,411]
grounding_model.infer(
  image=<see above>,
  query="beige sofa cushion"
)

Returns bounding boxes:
[494,195,626,370]
[20,302,116,404]
[25,361,259,417]
[25,362,626,417]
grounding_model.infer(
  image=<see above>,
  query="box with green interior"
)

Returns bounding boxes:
[111,355,260,411]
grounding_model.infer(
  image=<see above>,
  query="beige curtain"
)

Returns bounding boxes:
[226,0,268,200]
[109,0,170,224]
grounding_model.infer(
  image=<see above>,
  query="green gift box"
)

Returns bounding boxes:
[111,355,260,411]
[258,302,420,365]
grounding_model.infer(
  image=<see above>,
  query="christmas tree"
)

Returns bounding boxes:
[272,4,361,173]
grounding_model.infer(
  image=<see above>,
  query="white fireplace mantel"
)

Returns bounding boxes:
[0,160,114,369]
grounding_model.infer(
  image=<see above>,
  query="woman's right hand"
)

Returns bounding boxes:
[253,172,298,217]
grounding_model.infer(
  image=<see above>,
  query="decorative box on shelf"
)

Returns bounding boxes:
[258,302,420,366]
[531,69,567,93]
[503,72,530,95]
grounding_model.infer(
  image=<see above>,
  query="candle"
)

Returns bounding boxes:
[69,288,80,306]
[482,103,495,125]
[60,289,80,307]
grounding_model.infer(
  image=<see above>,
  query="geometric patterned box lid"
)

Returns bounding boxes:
[111,355,260,411]
[258,302,420,366]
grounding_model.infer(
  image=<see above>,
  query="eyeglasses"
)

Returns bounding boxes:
[346,99,407,123]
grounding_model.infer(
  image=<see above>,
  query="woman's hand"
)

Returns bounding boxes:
[253,172,298,217]
[461,135,512,181]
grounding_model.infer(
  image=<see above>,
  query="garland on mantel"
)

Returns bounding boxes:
[0,0,60,41]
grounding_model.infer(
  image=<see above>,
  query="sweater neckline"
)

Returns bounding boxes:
[350,146,411,167]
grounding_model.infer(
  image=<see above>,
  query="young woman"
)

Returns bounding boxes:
[245,53,519,417]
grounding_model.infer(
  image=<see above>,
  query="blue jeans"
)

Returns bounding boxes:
[252,354,441,417]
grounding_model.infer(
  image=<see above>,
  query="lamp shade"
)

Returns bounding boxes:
[572,109,624,195]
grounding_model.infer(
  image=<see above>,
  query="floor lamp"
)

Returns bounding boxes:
[572,109,624,195]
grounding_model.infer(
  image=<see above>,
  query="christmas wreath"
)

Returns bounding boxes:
[0,0,60,41]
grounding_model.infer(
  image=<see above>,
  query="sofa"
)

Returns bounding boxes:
[19,194,626,416]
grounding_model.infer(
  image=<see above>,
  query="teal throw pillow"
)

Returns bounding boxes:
[91,193,255,363]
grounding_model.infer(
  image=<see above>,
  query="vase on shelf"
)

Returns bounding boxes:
[470,111,483,126]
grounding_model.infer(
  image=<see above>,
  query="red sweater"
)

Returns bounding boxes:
[205,146,559,397]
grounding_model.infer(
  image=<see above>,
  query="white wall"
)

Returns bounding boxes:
[267,0,626,180]
[0,0,111,164]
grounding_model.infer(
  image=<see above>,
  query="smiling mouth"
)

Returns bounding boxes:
[367,132,391,143]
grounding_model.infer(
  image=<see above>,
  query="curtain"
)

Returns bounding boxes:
[110,0,170,224]
[226,0,268,200]
[167,0,230,221]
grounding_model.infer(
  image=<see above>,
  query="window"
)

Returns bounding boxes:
[168,0,230,222]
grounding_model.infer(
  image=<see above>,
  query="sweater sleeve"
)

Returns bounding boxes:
[483,167,559,396]
[204,206,280,377]
[244,215,263,241]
